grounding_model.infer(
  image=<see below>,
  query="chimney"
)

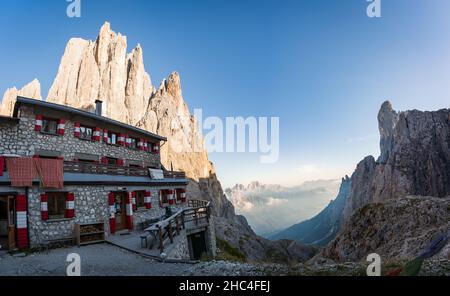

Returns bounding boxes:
[95,100,103,116]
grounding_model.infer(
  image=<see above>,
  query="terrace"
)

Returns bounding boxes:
[63,161,186,179]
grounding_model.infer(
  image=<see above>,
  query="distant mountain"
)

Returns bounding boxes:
[269,176,351,246]
[225,180,340,236]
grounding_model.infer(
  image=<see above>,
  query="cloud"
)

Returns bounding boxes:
[296,164,351,184]
[265,197,288,207]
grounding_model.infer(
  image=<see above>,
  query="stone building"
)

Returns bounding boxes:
[0,96,215,260]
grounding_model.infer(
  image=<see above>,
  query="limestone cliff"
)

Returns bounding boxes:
[0,79,41,116]
[323,102,450,262]
[343,101,450,221]
[44,22,233,219]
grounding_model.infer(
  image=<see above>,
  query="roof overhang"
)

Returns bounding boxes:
[13,96,167,142]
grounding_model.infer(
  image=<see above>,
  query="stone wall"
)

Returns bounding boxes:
[207,215,217,257]
[14,106,160,167]
[0,120,19,155]
[166,230,190,260]
[27,185,187,248]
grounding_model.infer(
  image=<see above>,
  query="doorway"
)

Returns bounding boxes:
[0,195,16,251]
[113,192,127,231]
[189,231,208,260]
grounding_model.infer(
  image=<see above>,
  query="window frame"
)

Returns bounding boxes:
[79,124,94,141]
[129,138,138,150]
[135,191,146,209]
[40,117,59,135]
[107,131,118,145]
[46,192,67,220]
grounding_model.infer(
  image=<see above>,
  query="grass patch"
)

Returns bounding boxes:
[215,237,246,262]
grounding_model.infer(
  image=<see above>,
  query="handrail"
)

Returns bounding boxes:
[146,199,211,253]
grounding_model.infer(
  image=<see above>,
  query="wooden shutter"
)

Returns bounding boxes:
[40,194,48,221]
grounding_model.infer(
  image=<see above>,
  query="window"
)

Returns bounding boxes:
[129,138,138,150]
[41,118,58,135]
[108,131,117,145]
[79,125,93,140]
[161,190,169,204]
[47,192,67,219]
[77,158,96,163]
[135,191,146,208]
[176,190,182,203]
[107,157,117,166]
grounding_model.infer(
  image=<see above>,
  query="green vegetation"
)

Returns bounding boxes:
[215,237,246,262]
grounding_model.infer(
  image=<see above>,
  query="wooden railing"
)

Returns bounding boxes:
[63,161,186,179]
[163,170,187,179]
[187,199,210,208]
[147,200,211,253]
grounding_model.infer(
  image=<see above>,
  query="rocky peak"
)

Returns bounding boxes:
[0,79,41,116]
[377,101,399,163]
[342,102,450,221]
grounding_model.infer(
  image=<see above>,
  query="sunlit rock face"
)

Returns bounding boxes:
[0,79,41,116]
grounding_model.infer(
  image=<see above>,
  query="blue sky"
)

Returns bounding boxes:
[1,0,450,187]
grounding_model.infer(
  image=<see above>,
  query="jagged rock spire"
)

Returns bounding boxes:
[0,79,41,116]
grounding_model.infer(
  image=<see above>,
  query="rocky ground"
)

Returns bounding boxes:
[0,243,447,276]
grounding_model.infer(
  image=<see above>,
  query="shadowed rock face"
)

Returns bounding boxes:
[323,196,450,262]
[343,102,450,221]
[377,101,399,164]
[322,102,450,262]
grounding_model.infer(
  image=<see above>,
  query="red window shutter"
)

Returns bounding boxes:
[101,157,109,165]
[65,193,75,218]
[117,159,124,166]
[35,115,43,132]
[74,122,81,138]
[93,127,101,141]
[145,191,152,209]
[126,193,133,230]
[132,192,137,211]
[16,194,29,249]
[108,192,116,234]
[0,156,4,177]
[40,194,49,220]
[118,134,125,146]
[152,142,160,154]
[57,119,66,135]
[167,189,175,205]
[180,188,187,203]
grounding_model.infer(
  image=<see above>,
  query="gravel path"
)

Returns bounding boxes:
[0,244,197,276]
[1,243,448,276]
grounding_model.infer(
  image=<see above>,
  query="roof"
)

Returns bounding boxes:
[0,171,189,186]
[13,96,167,142]
[0,115,20,123]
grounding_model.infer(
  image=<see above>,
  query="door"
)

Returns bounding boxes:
[190,231,208,260]
[114,192,127,231]
[0,195,15,250]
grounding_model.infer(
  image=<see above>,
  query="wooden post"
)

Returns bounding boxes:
[168,223,173,243]
[158,225,164,252]
[181,212,185,229]
[176,217,180,235]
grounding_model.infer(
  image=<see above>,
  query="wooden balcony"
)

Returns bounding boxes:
[63,161,186,179]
